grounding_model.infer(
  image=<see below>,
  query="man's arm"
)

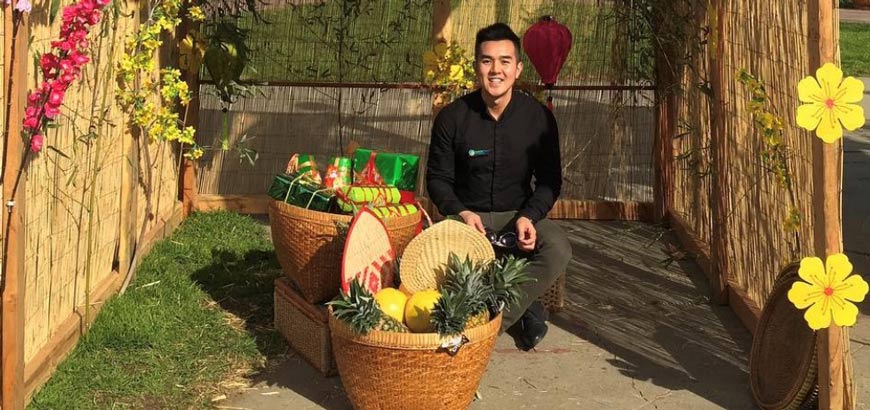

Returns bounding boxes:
[518,109,562,223]
[426,108,468,217]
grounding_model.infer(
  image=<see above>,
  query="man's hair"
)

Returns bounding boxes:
[474,23,522,60]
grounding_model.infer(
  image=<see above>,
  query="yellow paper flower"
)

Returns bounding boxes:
[796,63,865,143]
[788,254,869,330]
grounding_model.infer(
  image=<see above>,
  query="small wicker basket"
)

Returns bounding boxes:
[273,278,336,376]
[539,271,566,313]
[269,200,421,303]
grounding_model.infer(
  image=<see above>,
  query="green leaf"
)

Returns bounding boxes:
[49,0,60,25]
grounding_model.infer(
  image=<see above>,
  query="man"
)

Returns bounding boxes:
[426,22,572,351]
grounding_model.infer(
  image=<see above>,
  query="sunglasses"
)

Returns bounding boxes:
[485,229,518,249]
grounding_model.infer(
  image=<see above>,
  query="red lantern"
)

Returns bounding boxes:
[522,16,572,110]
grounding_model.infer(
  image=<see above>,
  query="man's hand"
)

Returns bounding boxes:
[458,210,486,233]
[516,216,536,252]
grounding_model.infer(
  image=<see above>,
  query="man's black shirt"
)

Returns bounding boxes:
[426,89,562,223]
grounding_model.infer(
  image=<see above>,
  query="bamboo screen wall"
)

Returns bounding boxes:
[672,1,831,307]
[196,0,655,204]
[21,1,182,368]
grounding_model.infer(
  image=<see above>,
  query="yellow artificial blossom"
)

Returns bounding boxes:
[788,254,869,330]
[117,0,203,159]
[188,5,205,21]
[422,41,476,108]
[796,63,865,143]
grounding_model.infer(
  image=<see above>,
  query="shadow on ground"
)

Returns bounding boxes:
[550,220,755,409]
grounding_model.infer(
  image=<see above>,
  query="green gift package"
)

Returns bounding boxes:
[268,172,335,212]
[352,148,420,192]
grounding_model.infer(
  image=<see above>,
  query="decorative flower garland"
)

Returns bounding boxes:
[20,0,111,153]
[116,0,204,159]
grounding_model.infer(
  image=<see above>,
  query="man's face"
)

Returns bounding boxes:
[475,40,523,101]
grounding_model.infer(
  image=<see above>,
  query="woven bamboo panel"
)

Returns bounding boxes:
[672,0,827,308]
[21,1,181,363]
[197,85,654,203]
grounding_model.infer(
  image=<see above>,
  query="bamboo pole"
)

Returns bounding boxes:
[1,5,29,409]
[708,0,729,305]
[808,0,854,408]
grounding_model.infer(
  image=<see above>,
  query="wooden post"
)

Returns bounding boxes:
[707,0,729,305]
[652,11,675,223]
[432,0,451,44]
[2,5,29,410]
[808,0,854,409]
[177,15,200,217]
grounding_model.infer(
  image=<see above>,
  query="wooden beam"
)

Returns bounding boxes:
[177,15,200,217]
[707,0,730,305]
[2,6,29,410]
[728,285,761,335]
[652,9,676,224]
[669,213,715,288]
[431,0,451,44]
[194,194,271,214]
[23,270,121,403]
[808,0,853,409]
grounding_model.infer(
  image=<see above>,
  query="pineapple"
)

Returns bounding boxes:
[378,315,409,333]
[486,255,533,313]
[431,289,475,336]
[466,310,491,329]
[443,253,492,328]
[326,280,382,335]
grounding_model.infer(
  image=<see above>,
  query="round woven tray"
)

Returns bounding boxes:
[329,310,501,410]
[750,263,818,410]
[399,219,495,293]
[269,200,421,303]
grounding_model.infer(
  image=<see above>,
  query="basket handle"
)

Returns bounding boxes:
[415,200,434,229]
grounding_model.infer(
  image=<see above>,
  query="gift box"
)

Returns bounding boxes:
[336,185,402,212]
[352,148,419,193]
[370,204,418,219]
[286,154,322,184]
[323,156,352,189]
[267,172,334,212]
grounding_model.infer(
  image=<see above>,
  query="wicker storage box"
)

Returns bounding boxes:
[539,271,566,313]
[329,312,501,410]
[274,277,336,376]
[269,199,421,304]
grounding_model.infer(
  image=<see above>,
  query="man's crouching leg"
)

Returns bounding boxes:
[501,218,572,350]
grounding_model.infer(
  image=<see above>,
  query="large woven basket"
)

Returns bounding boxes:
[750,263,818,410]
[329,312,502,410]
[269,200,421,303]
[273,278,335,376]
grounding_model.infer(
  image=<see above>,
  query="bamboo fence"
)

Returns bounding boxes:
[1,0,187,405]
[194,0,656,217]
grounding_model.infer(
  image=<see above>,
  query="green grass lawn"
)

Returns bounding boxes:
[29,212,285,410]
[841,22,870,77]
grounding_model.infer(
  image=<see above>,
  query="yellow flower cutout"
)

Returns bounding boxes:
[788,254,869,330]
[796,63,865,143]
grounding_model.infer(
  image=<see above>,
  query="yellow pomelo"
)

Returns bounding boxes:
[404,289,441,333]
[374,288,408,323]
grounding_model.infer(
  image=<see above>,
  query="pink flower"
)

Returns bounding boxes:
[14,0,31,13]
[43,104,61,119]
[59,59,74,73]
[70,52,89,66]
[27,91,43,104]
[25,105,42,118]
[30,134,44,153]
[23,116,39,130]
[48,89,64,106]
[60,73,76,84]
[95,0,109,6]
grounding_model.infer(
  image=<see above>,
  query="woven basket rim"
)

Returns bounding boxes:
[269,199,422,227]
[328,307,502,350]
[750,262,818,410]
[399,219,495,293]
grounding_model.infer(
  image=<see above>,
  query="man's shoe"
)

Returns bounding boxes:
[508,302,549,351]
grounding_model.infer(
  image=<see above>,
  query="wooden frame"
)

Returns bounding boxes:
[2,6,30,409]
[808,1,853,408]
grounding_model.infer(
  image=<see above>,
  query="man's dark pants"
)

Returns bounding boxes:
[452,211,573,333]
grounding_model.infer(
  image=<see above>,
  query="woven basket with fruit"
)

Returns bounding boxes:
[328,220,532,410]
